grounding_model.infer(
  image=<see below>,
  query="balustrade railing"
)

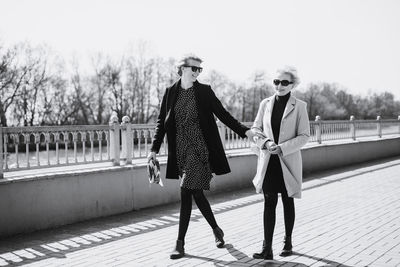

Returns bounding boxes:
[1,115,399,177]
[1,125,110,172]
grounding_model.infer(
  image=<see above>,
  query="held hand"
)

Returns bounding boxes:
[269,144,282,155]
[245,130,256,142]
[264,141,271,151]
[147,151,156,163]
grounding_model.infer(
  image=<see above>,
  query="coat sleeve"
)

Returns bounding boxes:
[251,100,265,134]
[150,89,168,153]
[208,85,249,138]
[279,102,310,157]
[251,99,271,149]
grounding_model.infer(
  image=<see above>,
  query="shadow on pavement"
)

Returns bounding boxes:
[1,156,398,266]
[186,244,303,266]
[186,244,353,267]
[291,252,353,267]
[0,188,263,266]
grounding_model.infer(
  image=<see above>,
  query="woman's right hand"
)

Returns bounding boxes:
[263,140,274,151]
[147,151,157,163]
[245,129,256,141]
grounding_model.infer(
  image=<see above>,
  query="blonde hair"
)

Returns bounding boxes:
[276,66,300,87]
[176,53,203,76]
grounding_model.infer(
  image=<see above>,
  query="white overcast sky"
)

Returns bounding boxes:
[1,0,400,99]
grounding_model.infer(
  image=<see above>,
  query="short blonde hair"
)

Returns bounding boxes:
[276,66,300,87]
[176,53,203,76]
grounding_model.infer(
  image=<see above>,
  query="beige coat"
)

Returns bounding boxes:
[251,94,310,198]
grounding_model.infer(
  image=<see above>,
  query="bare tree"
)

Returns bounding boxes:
[70,59,91,124]
[103,58,126,122]
[147,56,177,122]
[0,43,34,126]
[12,44,50,126]
[204,70,241,118]
[90,53,112,124]
[125,50,154,123]
[247,71,271,120]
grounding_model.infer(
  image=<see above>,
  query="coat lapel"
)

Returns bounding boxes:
[192,81,204,126]
[193,80,201,109]
[266,95,274,114]
[266,96,275,142]
[282,96,296,119]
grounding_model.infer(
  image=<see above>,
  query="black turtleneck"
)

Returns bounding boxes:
[271,92,291,143]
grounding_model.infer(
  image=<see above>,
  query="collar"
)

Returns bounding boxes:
[275,92,291,102]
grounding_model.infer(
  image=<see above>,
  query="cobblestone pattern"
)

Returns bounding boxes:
[0,157,399,267]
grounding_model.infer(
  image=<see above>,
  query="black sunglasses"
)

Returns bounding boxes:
[273,79,293,86]
[184,65,203,73]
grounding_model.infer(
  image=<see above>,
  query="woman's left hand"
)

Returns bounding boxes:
[269,144,282,155]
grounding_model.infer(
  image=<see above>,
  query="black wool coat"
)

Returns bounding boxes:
[150,80,249,179]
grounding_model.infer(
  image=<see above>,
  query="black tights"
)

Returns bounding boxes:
[177,187,218,241]
[263,192,295,244]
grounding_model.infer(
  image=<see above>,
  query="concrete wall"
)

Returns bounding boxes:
[301,137,400,174]
[0,137,399,238]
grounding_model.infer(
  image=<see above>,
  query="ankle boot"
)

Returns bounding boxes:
[213,226,225,248]
[253,240,273,260]
[170,240,185,259]
[279,236,293,257]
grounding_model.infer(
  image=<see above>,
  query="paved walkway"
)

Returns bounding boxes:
[1,157,400,267]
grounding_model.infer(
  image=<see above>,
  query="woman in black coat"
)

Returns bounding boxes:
[148,54,255,259]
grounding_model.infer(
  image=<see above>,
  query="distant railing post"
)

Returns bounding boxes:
[24,134,30,168]
[35,133,40,166]
[109,115,120,166]
[315,115,322,144]
[45,133,50,166]
[121,116,132,165]
[12,134,19,168]
[72,132,78,163]
[398,116,400,134]
[81,132,87,163]
[377,116,382,138]
[217,120,226,149]
[97,131,103,161]
[0,125,3,179]
[350,115,356,140]
[55,133,60,164]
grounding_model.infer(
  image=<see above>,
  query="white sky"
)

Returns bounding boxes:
[1,0,400,99]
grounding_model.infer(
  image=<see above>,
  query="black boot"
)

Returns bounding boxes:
[213,226,225,248]
[170,240,185,259]
[279,236,293,257]
[253,240,273,260]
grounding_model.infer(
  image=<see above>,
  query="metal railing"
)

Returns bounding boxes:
[1,116,399,177]
[310,115,400,144]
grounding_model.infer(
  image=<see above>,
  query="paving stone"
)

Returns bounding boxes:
[1,157,400,266]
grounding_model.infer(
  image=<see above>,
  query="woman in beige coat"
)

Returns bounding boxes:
[251,66,310,260]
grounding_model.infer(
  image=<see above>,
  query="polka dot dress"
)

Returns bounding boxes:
[174,86,213,190]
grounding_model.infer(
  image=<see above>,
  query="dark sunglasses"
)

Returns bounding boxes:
[184,65,203,73]
[273,79,293,86]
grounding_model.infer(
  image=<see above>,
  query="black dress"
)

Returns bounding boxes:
[174,86,213,190]
[262,92,291,195]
